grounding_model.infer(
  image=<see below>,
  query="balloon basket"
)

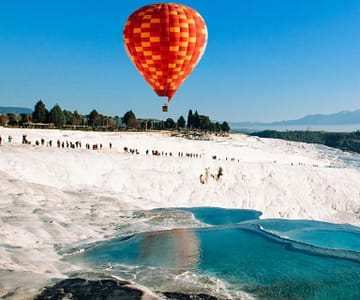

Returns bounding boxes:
[162,104,168,112]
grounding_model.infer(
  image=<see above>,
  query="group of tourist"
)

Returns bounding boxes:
[124,147,203,159]
[1,134,205,160]
[1,133,282,166]
[17,134,114,151]
[0,135,12,145]
[0,133,239,163]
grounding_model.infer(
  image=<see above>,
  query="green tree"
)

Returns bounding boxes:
[193,111,200,129]
[147,120,154,130]
[215,122,222,132]
[19,113,31,126]
[199,115,211,130]
[208,122,216,132]
[157,120,165,130]
[32,100,48,123]
[221,121,230,132]
[123,110,137,127]
[140,120,148,131]
[7,113,19,126]
[49,104,65,127]
[63,110,74,125]
[88,109,102,127]
[72,110,82,126]
[164,118,176,129]
[177,115,186,129]
[187,109,193,129]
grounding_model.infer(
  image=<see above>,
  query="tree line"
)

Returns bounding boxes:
[0,100,230,132]
[252,130,360,154]
[123,109,230,132]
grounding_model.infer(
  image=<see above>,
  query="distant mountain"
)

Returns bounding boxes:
[0,107,32,115]
[231,110,360,128]
[272,110,360,125]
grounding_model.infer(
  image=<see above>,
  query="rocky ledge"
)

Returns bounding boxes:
[35,277,221,300]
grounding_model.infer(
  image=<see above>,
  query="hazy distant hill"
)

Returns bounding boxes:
[231,109,360,129]
[0,107,32,115]
[273,110,360,125]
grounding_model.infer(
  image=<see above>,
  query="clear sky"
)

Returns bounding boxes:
[0,0,359,122]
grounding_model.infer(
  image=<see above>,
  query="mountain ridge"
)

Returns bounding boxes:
[231,109,360,127]
[0,107,33,115]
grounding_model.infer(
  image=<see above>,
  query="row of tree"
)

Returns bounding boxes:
[122,109,230,132]
[1,101,126,130]
[252,130,360,154]
[30,101,120,130]
[0,100,231,132]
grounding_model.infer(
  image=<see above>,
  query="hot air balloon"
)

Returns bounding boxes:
[123,3,207,112]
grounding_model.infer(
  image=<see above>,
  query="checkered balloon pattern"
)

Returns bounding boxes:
[123,3,207,101]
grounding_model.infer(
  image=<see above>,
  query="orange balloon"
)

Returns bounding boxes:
[123,3,208,102]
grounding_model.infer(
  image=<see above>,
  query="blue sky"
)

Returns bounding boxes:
[0,0,359,122]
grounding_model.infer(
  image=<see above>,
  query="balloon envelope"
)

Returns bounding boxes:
[123,3,207,101]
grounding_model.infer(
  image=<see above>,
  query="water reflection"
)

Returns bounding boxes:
[139,229,200,271]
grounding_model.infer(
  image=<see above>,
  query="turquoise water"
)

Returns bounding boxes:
[258,219,360,252]
[69,208,360,299]
[180,207,262,225]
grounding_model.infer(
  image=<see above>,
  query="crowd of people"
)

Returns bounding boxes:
[125,147,203,159]
[0,133,285,165]
[0,133,206,160]
[0,134,12,145]
[1,132,315,169]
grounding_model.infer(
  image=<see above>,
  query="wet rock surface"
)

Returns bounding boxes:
[163,292,220,300]
[35,278,143,300]
[34,278,222,300]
